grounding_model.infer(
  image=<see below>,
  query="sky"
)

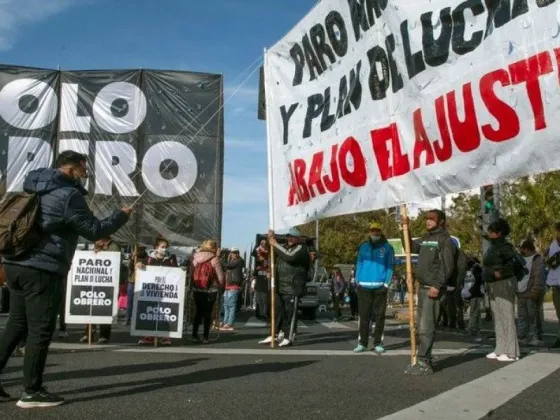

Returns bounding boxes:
[0,0,327,251]
[0,0,473,252]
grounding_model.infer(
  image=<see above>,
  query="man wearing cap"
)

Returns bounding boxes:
[354,222,395,354]
[221,248,245,331]
[259,228,310,347]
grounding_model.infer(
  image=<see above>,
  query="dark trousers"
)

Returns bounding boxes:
[438,289,465,329]
[255,291,269,320]
[58,277,67,332]
[417,287,441,365]
[0,265,62,393]
[192,291,217,339]
[357,287,388,347]
[333,293,344,318]
[349,292,358,317]
[275,294,298,340]
[83,324,112,340]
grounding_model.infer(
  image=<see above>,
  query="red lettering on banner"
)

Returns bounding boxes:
[508,51,553,131]
[446,83,480,152]
[412,109,435,170]
[323,144,341,193]
[307,152,326,197]
[433,96,453,162]
[370,123,410,181]
[479,69,520,142]
[338,136,367,187]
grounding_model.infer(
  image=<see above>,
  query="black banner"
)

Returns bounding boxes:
[0,65,224,246]
[69,286,114,317]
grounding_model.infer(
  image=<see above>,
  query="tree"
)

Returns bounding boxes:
[447,193,482,257]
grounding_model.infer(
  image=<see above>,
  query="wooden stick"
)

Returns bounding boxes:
[88,324,92,346]
[400,204,418,366]
[269,245,276,349]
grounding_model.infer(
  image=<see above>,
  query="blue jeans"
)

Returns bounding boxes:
[126,283,135,322]
[222,290,239,326]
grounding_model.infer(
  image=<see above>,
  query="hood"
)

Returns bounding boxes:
[23,168,87,196]
[193,251,216,265]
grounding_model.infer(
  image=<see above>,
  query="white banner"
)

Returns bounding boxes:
[131,266,186,339]
[64,251,121,325]
[265,0,560,229]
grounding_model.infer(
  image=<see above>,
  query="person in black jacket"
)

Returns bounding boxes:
[259,228,310,347]
[402,209,457,375]
[0,151,131,408]
[463,256,484,340]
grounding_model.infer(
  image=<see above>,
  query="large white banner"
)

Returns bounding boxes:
[131,266,186,339]
[65,251,121,325]
[265,0,560,229]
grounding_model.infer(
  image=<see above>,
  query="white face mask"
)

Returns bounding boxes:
[157,247,167,255]
[370,235,380,241]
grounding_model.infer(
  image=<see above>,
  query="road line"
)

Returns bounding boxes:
[377,352,560,420]
[111,346,491,357]
[319,321,352,330]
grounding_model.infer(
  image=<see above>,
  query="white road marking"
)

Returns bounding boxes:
[378,352,560,420]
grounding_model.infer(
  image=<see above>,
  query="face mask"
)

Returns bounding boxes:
[370,235,380,241]
[158,248,167,255]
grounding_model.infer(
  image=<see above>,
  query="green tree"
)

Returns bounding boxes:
[447,193,482,256]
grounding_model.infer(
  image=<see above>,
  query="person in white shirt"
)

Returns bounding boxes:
[545,223,560,350]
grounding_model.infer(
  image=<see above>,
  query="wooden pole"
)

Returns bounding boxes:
[269,245,276,348]
[88,324,92,346]
[400,204,417,366]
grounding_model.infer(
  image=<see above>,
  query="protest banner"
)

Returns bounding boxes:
[0,67,224,246]
[131,266,186,339]
[65,250,121,325]
[264,0,560,229]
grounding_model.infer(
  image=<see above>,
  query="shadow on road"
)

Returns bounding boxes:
[62,360,317,404]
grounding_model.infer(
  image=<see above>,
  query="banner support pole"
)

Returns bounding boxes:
[400,204,417,366]
[88,324,92,346]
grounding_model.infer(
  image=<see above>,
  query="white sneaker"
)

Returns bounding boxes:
[279,338,292,347]
[278,331,285,341]
[259,336,274,345]
[497,354,519,362]
[486,352,498,359]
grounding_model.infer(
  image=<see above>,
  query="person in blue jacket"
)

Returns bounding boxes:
[353,222,395,354]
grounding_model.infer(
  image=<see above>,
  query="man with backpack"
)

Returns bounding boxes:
[0,151,131,408]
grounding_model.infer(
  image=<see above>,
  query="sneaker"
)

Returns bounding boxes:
[191,336,201,343]
[58,332,68,340]
[528,339,544,347]
[279,338,292,347]
[549,339,560,350]
[16,388,64,408]
[79,336,89,344]
[278,331,285,342]
[159,338,171,346]
[486,352,498,360]
[97,337,109,345]
[373,345,385,355]
[497,354,519,362]
[404,361,434,375]
[353,344,367,353]
[0,385,11,402]
[138,337,154,345]
[259,336,274,345]
[202,339,209,344]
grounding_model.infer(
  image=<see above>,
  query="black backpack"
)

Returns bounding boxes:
[0,193,41,258]
[511,253,529,282]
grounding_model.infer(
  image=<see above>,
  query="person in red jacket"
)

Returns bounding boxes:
[136,237,178,346]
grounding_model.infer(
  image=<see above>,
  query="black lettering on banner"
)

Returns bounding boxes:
[310,24,337,70]
[337,61,363,118]
[281,104,299,145]
[367,45,390,101]
[69,286,114,317]
[452,0,485,56]
[484,0,513,38]
[302,34,324,82]
[347,0,388,42]
[401,20,426,79]
[385,34,404,93]
[536,0,557,7]
[303,93,325,138]
[421,8,453,67]
[325,11,349,57]
[320,87,336,132]
[512,0,529,18]
[290,44,306,86]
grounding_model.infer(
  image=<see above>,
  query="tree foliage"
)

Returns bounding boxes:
[296,171,560,268]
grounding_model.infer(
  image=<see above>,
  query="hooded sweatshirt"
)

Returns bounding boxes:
[192,251,224,293]
[355,236,395,289]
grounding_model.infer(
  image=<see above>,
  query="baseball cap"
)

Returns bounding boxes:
[230,247,239,252]
[276,227,301,237]
[369,222,382,230]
